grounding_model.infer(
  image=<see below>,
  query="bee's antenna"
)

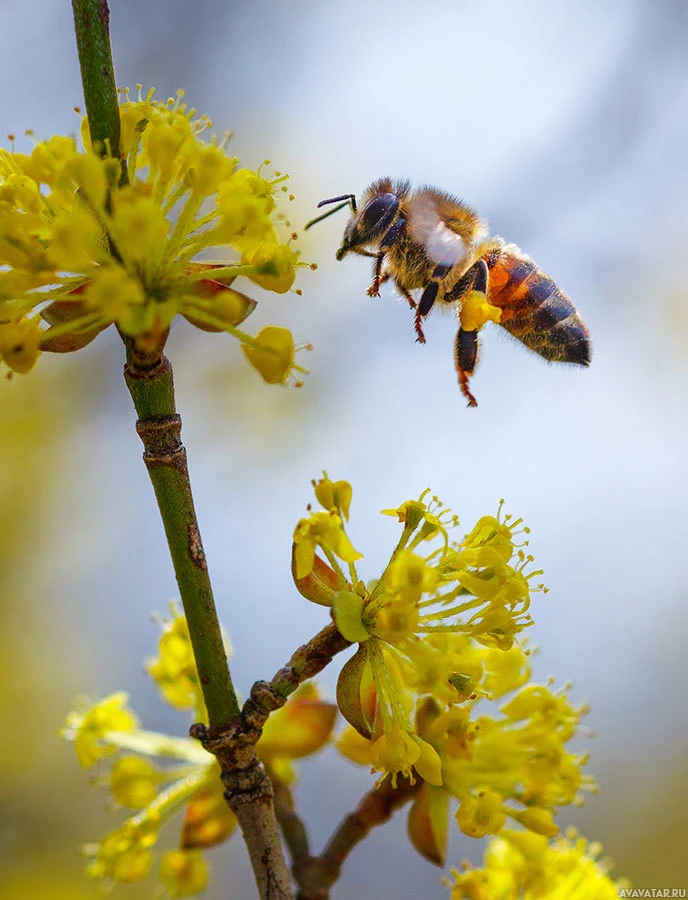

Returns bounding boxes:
[304,193,357,231]
[317,193,357,212]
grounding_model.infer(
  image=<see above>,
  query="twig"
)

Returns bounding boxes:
[242,624,352,733]
[71,0,121,157]
[275,775,421,900]
[125,352,295,899]
[319,776,421,877]
[123,352,239,724]
[272,775,311,871]
[190,624,350,897]
[272,776,331,900]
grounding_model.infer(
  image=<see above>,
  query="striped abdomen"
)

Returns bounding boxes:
[484,246,590,365]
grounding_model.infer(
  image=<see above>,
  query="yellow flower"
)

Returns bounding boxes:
[81,265,148,335]
[215,167,278,245]
[109,756,161,808]
[321,481,593,861]
[292,509,362,579]
[456,788,507,839]
[242,325,302,386]
[0,88,309,375]
[246,241,299,293]
[313,473,353,521]
[450,829,628,899]
[147,611,201,712]
[370,724,420,786]
[508,807,559,838]
[159,849,209,897]
[61,692,138,769]
[0,317,42,374]
[84,817,158,883]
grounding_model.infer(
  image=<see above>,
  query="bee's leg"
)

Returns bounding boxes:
[413,309,427,343]
[455,327,479,408]
[447,261,488,407]
[367,253,385,297]
[414,262,453,343]
[473,257,488,296]
[370,271,391,297]
[368,218,407,296]
[396,283,416,310]
[444,258,488,305]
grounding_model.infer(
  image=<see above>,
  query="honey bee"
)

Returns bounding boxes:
[305,178,590,407]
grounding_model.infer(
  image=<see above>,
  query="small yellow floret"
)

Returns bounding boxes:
[147,613,201,711]
[242,325,296,385]
[0,317,42,373]
[85,817,158,883]
[456,788,506,838]
[109,186,170,271]
[292,510,362,579]
[82,266,148,336]
[248,242,299,293]
[159,849,209,897]
[109,756,160,808]
[370,724,420,784]
[61,692,138,769]
[313,474,353,521]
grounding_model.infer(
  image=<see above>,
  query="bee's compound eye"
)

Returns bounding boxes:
[361,192,399,236]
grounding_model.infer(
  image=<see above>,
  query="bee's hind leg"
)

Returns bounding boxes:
[455,326,479,408]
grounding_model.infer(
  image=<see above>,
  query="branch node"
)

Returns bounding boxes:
[135,414,184,460]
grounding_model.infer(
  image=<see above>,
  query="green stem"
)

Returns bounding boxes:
[123,350,240,726]
[71,0,121,157]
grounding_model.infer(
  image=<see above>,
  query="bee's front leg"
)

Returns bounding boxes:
[367,253,386,297]
[368,218,407,296]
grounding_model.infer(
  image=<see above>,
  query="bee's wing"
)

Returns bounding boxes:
[408,194,470,268]
[485,245,590,365]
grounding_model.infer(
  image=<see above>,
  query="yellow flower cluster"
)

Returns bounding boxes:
[293,477,593,865]
[0,87,309,383]
[60,608,336,895]
[450,829,627,899]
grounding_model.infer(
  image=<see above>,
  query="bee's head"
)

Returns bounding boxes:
[304,182,403,259]
[336,191,400,260]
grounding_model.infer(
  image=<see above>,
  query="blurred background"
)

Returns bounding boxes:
[1,0,687,897]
